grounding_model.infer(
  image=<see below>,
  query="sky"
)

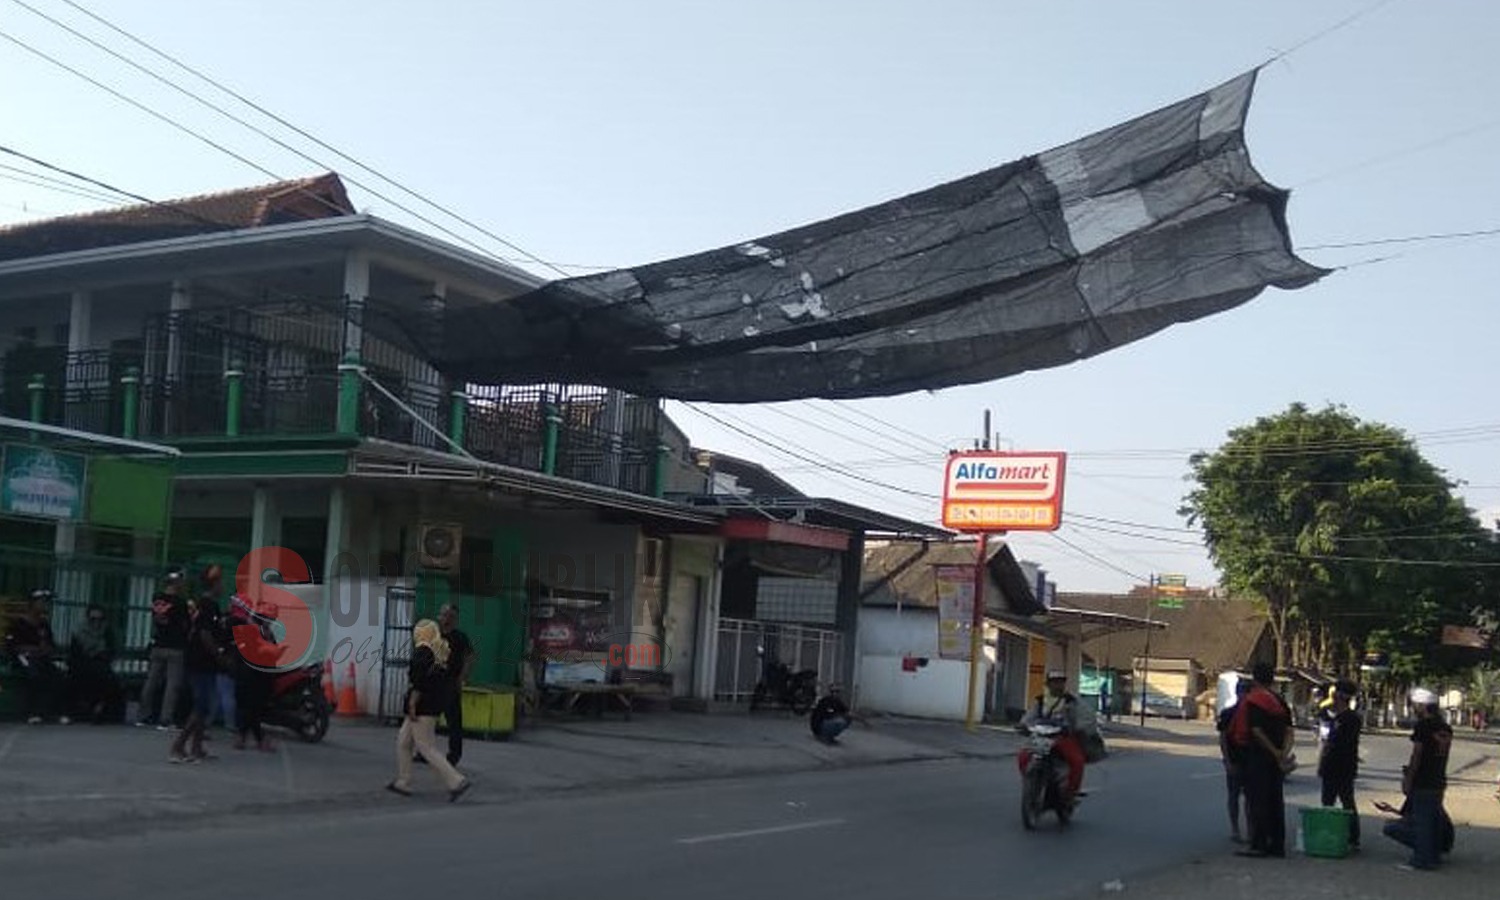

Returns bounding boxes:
[2,0,1498,593]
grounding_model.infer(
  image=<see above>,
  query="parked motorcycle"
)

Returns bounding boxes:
[749,645,818,715]
[1017,722,1079,830]
[263,663,331,743]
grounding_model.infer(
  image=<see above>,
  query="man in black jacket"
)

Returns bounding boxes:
[137,569,189,729]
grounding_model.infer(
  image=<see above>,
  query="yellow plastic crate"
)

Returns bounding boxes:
[443,686,515,739]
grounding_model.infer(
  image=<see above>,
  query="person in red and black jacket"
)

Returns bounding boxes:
[1229,662,1295,858]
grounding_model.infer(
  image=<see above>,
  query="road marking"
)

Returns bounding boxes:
[0,727,20,767]
[279,742,296,797]
[20,793,187,804]
[676,818,847,845]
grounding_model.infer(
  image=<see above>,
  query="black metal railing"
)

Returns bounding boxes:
[0,299,665,496]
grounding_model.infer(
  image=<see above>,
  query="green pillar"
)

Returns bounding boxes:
[542,401,561,475]
[336,352,362,436]
[28,372,45,422]
[654,441,671,498]
[448,389,468,451]
[121,367,140,439]
[224,361,244,437]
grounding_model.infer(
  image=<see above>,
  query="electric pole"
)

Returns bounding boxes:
[964,409,994,732]
[1139,573,1156,727]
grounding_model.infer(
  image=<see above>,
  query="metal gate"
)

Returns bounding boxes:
[376,585,417,723]
[714,617,843,702]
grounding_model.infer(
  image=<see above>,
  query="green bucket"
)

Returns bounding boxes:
[1300,806,1353,858]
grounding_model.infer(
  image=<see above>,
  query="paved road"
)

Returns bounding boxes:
[2,737,1233,900]
[2,729,1486,900]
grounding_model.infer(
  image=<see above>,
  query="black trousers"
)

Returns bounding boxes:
[443,694,463,765]
[1321,771,1361,846]
[235,672,273,742]
[1244,755,1287,856]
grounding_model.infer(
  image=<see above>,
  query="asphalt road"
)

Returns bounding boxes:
[2,729,1483,900]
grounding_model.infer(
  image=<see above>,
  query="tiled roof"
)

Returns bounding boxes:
[862,539,1042,616]
[1062,592,1273,674]
[0,172,354,263]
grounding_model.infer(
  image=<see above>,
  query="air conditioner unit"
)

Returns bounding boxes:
[418,522,463,570]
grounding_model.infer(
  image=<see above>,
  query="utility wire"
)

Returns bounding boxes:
[38,0,574,278]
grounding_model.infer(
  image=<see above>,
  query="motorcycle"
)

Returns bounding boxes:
[749,644,818,715]
[263,663,331,743]
[1017,722,1079,830]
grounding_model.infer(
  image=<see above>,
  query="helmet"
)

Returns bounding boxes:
[162,567,187,586]
[1046,670,1066,681]
[1409,687,1439,707]
[28,588,54,603]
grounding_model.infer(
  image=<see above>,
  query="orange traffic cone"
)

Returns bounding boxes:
[336,661,362,717]
[322,659,336,706]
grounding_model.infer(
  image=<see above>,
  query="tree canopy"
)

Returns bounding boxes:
[1180,403,1500,680]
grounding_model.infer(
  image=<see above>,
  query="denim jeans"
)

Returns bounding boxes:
[816,716,849,742]
[1383,789,1445,869]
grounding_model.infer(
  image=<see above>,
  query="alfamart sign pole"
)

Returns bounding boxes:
[942,449,1067,732]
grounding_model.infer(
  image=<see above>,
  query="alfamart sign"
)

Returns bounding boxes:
[1,443,87,521]
[941,451,1066,532]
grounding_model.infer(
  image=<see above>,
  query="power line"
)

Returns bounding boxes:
[37,0,574,278]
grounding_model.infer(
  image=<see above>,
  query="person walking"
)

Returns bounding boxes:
[196,564,235,731]
[387,619,471,802]
[1317,679,1362,851]
[1217,678,1252,843]
[170,594,227,763]
[1230,662,1295,858]
[1383,687,1453,871]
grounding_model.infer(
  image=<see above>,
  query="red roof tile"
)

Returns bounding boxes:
[0,173,354,263]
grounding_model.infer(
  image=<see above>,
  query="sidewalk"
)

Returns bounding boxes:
[0,707,1024,846]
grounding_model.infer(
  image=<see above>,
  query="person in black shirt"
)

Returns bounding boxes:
[1217,678,1252,843]
[137,569,189,729]
[1384,688,1452,870]
[810,684,856,744]
[1317,679,1362,849]
[4,589,68,724]
[388,619,470,801]
[438,604,475,767]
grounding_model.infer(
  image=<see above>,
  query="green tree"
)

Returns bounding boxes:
[1180,403,1500,676]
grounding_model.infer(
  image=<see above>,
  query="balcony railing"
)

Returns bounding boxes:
[0,303,666,497]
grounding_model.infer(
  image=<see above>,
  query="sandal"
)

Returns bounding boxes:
[385,782,412,797]
[449,779,472,803]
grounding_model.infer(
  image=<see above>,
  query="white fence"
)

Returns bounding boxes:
[715,617,843,702]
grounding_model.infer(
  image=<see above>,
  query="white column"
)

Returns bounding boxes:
[694,540,725,703]
[342,252,370,359]
[62,290,93,430]
[163,280,192,434]
[250,486,281,551]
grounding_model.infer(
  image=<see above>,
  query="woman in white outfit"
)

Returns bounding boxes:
[387,619,471,801]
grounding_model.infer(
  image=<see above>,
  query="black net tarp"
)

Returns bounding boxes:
[435,70,1327,402]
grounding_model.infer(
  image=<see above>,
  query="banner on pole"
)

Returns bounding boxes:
[935,564,977,661]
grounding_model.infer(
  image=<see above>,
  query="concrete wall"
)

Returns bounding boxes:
[856,608,998,721]
[857,654,989,721]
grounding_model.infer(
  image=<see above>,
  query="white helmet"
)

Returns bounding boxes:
[1046,670,1066,681]
[1409,687,1438,707]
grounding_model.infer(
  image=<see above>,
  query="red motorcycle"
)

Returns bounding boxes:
[263,663,331,743]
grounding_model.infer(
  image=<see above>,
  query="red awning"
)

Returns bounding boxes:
[719,518,851,551]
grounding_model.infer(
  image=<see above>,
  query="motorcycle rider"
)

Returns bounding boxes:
[1022,670,1087,806]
